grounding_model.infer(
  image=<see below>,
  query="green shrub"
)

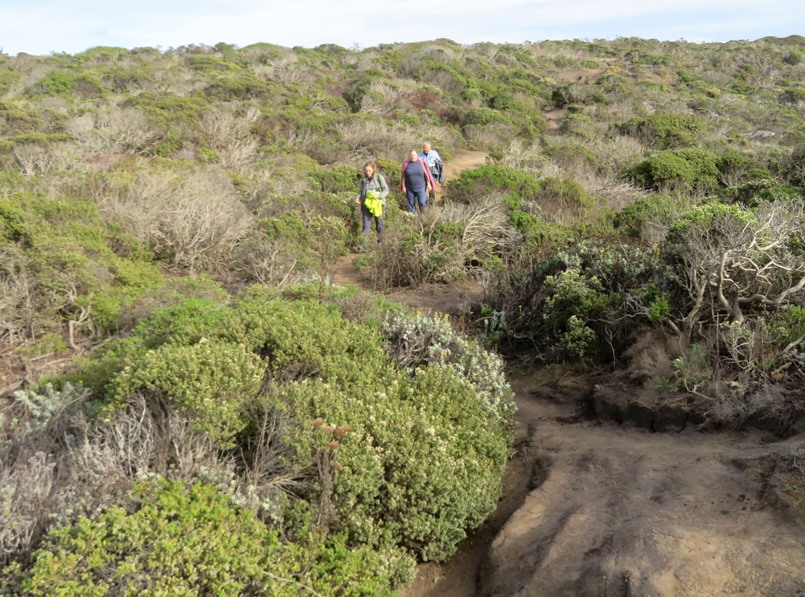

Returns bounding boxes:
[723,179,801,207]
[666,202,754,246]
[626,148,721,192]
[227,289,393,386]
[0,189,164,339]
[275,364,511,561]
[131,298,232,350]
[770,305,805,348]
[551,85,575,107]
[613,193,700,238]
[618,113,704,149]
[313,165,361,194]
[257,211,350,272]
[375,157,402,190]
[483,240,666,361]
[15,478,404,596]
[449,164,541,204]
[537,175,594,211]
[89,289,514,565]
[107,339,263,447]
[131,92,207,128]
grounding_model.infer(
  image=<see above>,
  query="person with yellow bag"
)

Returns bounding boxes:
[355,161,389,249]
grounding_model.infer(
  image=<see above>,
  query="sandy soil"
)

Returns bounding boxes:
[404,368,805,596]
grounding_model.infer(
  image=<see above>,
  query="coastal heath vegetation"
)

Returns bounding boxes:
[1,35,804,592]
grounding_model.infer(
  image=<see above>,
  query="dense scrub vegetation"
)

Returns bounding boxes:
[1,35,804,592]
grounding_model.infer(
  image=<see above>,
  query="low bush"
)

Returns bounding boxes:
[11,478,404,597]
[481,239,667,361]
[613,193,701,239]
[275,364,511,561]
[617,113,705,149]
[106,339,263,447]
[626,148,721,193]
[94,288,514,563]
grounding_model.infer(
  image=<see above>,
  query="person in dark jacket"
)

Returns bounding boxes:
[400,149,435,214]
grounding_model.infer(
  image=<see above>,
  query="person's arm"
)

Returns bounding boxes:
[377,174,389,201]
[355,178,364,205]
[400,162,408,192]
[421,158,436,189]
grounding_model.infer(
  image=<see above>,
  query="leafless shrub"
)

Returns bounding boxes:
[501,139,549,172]
[231,402,305,516]
[0,449,57,563]
[264,53,305,84]
[335,119,419,160]
[0,247,37,345]
[589,175,646,213]
[671,200,805,335]
[199,106,260,173]
[66,107,161,156]
[101,165,252,273]
[230,234,303,287]
[701,382,797,432]
[95,107,161,155]
[365,199,518,291]
[464,123,520,153]
[587,135,645,175]
[80,394,228,483]
[12,141,80,176]
[0,384,91,564]
[0,385,297,564]
[622,328,677,383]
[359,80,418,115]
[440,197,518,259]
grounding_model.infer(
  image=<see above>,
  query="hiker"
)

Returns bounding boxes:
[355,160,389,248]
[419,142,444,199]
[400,149,435,214]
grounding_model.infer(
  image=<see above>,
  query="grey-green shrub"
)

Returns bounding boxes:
[380,310,516,425]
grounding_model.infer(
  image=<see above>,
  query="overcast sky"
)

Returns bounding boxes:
[1,0,802,56]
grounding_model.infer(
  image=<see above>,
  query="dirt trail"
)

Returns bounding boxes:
[333,152,805,596]
[330,150,489,306]
[404,368,805,596]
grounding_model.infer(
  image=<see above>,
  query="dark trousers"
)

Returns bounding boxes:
[406,188,428,213]
[361,203,384,241]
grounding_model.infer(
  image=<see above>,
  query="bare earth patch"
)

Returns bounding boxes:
[404,367,805,597]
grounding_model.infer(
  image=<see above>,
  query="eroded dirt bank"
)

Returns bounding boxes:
[404,368,805,597]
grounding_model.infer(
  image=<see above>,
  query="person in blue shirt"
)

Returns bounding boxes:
[418,142,443,199]
[401,149,435,214]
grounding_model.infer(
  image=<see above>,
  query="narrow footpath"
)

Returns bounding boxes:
[333,151,805,597]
